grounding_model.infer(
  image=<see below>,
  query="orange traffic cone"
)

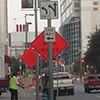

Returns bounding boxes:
[74,77,77,82]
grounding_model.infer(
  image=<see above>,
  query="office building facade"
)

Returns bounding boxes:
[0,0,11,77]
[8,31,40,57]
[60,0,100,68]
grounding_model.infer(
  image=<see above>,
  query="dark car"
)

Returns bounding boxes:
[84,74,100,93]
[0,78,9,96]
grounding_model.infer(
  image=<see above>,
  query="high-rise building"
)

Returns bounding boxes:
[8,31,40,57]
[59,0,100,68]
[0,0,5,77]
[0,0,11,77]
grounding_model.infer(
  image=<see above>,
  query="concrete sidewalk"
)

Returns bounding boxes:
[0,86,42,100]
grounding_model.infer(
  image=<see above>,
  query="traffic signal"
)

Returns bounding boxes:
[18,71,20,74]
[81,59,85,63]
[88,70,90,73]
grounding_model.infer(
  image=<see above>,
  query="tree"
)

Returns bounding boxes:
[33,58,48,71]
[73,59,80,75]
[84,26,100,73]
[9,57,25,74]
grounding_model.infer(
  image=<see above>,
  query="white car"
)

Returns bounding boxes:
[42,72,74,96]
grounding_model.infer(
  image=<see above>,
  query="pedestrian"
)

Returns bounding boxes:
[9,72,24,100]
[7,74,12,81]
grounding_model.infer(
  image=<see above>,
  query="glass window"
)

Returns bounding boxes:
[93,8,98,11]
[74,9,80,12]
[53,74,70,79]
[93,2,98,5]
[74,3,80,7]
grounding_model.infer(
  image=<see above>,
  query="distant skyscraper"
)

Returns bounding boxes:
[60,0,100,67]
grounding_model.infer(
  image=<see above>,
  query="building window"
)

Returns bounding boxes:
[93,2,98,11]
[93,2,98,5]
[93,8,98,11]
[74,3,80,7]
[74,9,80,12]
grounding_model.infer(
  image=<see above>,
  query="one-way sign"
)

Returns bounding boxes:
[44,27,55,42]
[40,1,58,19]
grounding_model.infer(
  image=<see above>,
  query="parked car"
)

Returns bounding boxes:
[42,72,74,96]
[84,74,100,93]
[0,78,9,96]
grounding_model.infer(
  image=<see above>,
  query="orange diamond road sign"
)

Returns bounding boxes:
[20,47,36,68]
[30,31,68,61]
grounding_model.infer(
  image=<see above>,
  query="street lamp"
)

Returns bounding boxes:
[13,18,17,32]
[19,59,21,76]
[25,14,34,52]
[25,14,34,72]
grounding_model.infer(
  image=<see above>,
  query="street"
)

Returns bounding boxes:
[58,82,100,100]
[1,82,100,100]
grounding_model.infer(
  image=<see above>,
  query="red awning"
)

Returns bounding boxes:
[5,55,12,63]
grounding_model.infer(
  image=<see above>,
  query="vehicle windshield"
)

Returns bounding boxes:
[88,75,100,79]
[53,74,70,79]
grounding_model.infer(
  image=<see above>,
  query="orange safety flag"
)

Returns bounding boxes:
[25,84,35,88]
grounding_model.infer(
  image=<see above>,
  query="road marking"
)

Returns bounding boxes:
[33,93,42,96]
[96,95,100,98]
[23,94,30,96]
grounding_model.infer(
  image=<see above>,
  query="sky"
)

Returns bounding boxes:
[7,0,60,33]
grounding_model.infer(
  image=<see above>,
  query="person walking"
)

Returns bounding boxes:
[9,72,24,100]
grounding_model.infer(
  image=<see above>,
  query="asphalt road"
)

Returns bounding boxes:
[1,82,100,100]
[58,82,100,100]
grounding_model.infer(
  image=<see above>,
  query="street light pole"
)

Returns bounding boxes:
[19,59,21,76]
[25,14,34,52]
[25,14,34,73]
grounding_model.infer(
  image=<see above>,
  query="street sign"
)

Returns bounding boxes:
[30,31,68,61]
[44,27,55,42]
[20,47,36,68]
[40,1,58,19]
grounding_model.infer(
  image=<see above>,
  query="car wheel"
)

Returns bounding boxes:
[54,95,56,100]
[0,92,2,96]
[87,88,90,93]
[71,89,74,95]
[84,87,87,93]
[68,89,74,95]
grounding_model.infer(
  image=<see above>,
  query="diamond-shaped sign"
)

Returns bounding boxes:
[20,47,36,68]
[30,31,68,61]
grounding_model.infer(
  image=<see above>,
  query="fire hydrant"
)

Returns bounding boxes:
[42,92,48,100]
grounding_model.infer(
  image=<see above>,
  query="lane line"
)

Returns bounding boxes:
[96,95,100,98]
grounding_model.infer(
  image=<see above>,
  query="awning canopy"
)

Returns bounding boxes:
[5,55,12,63]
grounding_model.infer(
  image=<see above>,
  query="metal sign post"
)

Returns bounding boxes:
[40,1,59,100]
[34,0,39,100]
[46,1,54,100]
[48,20,54,100]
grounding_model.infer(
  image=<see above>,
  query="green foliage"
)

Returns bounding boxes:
[73,59,80,75]
[84,26,100,73]
[33,57,48,71]
[9,57,25,74]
